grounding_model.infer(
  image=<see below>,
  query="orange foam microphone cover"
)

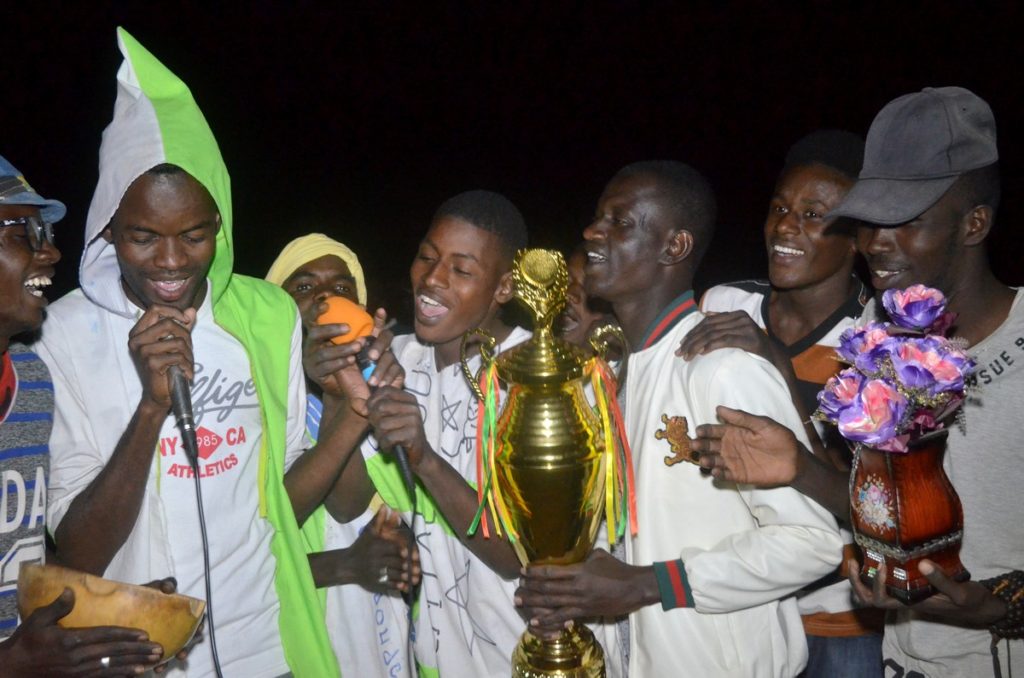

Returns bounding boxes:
[316,296,374,345]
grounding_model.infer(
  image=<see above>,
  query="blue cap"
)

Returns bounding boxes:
[0,154,67,223]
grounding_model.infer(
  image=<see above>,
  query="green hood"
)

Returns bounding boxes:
[80,27,234,316]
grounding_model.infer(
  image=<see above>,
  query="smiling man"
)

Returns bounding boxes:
[302,190,547,678]
[32,31,358,677]
[692,88,1024,677]
[517,161,842,677]
[0,154,175,676]
[680,131,883,677]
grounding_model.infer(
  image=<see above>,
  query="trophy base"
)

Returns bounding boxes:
[512,624,605,678]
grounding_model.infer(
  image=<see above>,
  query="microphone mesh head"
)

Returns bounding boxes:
[316,296,375,345]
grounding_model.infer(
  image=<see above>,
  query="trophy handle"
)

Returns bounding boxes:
[588,323,629,385]
[459,329,498,401]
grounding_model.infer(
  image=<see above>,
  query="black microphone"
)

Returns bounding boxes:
[169,364,200,469]
[356,346,416,499]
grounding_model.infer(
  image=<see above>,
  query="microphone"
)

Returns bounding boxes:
[169,364,200,469]
[316,297,416,499]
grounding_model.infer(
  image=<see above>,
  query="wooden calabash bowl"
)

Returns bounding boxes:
[17,563,205,663]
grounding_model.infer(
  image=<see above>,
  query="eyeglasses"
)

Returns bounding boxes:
[0,215,56,252]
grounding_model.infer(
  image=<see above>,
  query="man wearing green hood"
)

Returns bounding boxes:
[34,30,365,677]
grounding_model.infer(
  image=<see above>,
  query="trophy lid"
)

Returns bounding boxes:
[496,249,590,385]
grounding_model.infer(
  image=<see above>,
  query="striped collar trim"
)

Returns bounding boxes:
[640,290,697,350]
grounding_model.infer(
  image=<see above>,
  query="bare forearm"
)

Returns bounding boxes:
[285,400,370,525]
[54,401,166,575]
[792,443,851,522]
[308,549,356,588]
[415,451,522,579]
[323,450,376,523]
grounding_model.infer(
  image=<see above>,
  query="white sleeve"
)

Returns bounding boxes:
[35,317,104,533]
[282,310,308,472]
[682,351,843,613]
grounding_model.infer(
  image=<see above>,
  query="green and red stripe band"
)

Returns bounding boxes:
[640,291,697,350]
[653,559,693,610]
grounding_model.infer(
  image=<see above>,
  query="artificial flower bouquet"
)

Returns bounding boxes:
[815,284,975,451]
[814,284,976,602]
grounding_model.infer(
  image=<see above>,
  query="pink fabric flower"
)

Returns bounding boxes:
[838,379,908,446]
[882,284,947,332]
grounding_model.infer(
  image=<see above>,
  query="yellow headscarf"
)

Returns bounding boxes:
[265,233,367,305]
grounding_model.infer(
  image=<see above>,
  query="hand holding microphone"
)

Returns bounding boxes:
[127,305,197,413]
[313,296,415,498]
[316,296,379,381]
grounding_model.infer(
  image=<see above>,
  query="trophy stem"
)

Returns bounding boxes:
[511,624,606,678]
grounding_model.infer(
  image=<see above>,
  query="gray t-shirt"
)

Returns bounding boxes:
[868,289,1024,677]
[0,343,53,639]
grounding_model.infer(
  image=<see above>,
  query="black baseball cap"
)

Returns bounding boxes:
[827,87,998,225]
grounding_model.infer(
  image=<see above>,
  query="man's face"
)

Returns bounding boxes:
[282,254,358,330]
[410,216,509,348]
[582,173,672,303]
[764,164,856,291]
[103,172,220,311]
[856,187,965,295]
[558,249,610,346]
[0,204,61,340]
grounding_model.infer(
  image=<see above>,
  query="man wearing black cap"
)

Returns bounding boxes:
[0,155,167,675]
[693,88,1023,676]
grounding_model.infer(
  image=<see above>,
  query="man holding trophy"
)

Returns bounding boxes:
[517,161,843,676]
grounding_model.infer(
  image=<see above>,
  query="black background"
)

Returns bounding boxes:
[7,2,1024,323]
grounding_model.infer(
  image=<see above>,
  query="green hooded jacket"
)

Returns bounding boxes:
[76,28,339,677]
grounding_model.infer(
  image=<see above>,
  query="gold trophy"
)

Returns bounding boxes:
[460,249,632,678]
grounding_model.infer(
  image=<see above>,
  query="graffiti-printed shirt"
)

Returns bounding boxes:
[363,329,532,678]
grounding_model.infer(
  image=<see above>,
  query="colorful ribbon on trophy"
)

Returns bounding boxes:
[468,361,519,541]
[588,357,638,545]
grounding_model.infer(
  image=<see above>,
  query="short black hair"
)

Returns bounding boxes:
[955,162,1001,219]
[432,189,528,260]
[613,160,717,262]
[783,130,865,180]
[146,163,187,176]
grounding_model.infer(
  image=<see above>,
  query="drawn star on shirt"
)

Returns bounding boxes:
[441,394,461,432]
[444,558,497,655]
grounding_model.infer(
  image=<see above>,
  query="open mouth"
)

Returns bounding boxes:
[24,275,52,298]
[771,244,805,257]
[150,277,191,302]
[416,293,449,320]
[871,268,903,280]
[586,251,607,265]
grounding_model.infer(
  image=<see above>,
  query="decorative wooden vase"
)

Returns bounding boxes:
[849,429,969,603]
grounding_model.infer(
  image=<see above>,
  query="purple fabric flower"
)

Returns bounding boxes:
[816,368,864,423]
[837,379,908,446]
[890,336,975,396]
[837,323,897,374]
[882,285,948,332]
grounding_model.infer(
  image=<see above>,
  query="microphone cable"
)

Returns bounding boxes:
[172,367,225,678]
[356,352,419,678]
[401,465,418,678]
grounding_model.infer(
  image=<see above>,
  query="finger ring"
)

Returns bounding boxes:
[100,656,111,668]
[378,566,388,584]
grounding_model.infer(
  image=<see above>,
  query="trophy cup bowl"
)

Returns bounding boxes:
[463,249,624,678]
[18,563,206,664]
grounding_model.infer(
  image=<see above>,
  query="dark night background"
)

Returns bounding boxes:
[7,2,1024,323]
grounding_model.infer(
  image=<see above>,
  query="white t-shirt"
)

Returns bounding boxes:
[38,287,308,678]
[362,329,624,678]
[363,329,530,678]
[308,395,412,678]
